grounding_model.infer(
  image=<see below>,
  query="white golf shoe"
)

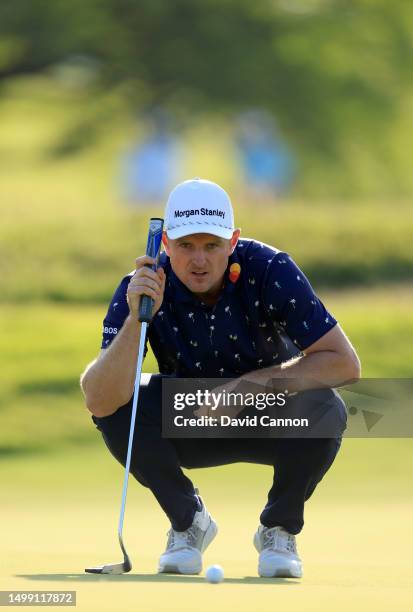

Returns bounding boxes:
[254,525,303,578]
[158,498,218,575]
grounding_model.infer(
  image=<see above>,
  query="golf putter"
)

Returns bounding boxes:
[85,218,164,574]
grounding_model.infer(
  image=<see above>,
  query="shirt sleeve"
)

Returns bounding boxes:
[261,252,337,350]
[101,274,132,349]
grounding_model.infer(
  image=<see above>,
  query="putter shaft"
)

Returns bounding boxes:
[85,322,148,574]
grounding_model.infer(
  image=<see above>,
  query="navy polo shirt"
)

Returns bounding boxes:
[101,239,337,377]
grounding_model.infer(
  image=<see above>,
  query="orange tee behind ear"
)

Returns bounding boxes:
[162,232,170,256]
[230,229,241,254]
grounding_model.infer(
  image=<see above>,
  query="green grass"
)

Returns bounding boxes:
[323,284,413,376]
[2,196,412,302]
[1,442,412,612]
[0,302,155,454]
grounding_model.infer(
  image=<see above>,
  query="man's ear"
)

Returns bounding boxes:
[162,232,170,256]
[229,229,241,254]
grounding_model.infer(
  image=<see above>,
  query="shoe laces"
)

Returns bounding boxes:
[262,526,297,554]
[166,525,197,551]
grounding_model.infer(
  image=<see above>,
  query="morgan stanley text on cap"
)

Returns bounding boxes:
[164,178,235,240]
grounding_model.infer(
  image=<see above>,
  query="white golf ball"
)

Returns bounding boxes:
[205,564,224,584]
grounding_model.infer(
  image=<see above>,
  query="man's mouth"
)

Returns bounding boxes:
[190,271,208,277]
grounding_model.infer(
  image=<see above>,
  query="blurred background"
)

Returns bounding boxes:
[0,1,412,608]
[1,0,412,452]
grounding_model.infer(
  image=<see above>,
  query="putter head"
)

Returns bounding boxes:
[85,554,132,575]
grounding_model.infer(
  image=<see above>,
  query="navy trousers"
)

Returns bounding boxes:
[92,374,343,534]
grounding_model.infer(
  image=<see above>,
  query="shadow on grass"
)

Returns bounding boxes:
[0,445,48,458]
[18,379,80,395]
[0,437,102,461]
[17,574,299,585]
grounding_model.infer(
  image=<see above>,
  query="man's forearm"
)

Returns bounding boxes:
[81,315,142,417]
[244,350,359,392]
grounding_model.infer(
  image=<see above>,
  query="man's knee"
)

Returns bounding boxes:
[91,407,130,458]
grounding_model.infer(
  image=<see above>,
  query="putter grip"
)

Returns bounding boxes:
[138,218,164,323]
[139,295,153,323]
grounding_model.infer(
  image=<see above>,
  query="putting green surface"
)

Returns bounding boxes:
[1,442,412,611]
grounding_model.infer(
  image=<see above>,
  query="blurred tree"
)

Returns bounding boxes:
[0,0,412,161]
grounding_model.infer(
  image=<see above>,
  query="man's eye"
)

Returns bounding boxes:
[206,244,218,250]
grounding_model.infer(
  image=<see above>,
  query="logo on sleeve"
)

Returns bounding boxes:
[104,326,118,335]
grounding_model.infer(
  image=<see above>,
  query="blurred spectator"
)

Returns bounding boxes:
[120,109,184,206]
[235,109,296,201]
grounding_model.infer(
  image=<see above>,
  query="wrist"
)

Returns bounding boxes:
[124,313,142,334]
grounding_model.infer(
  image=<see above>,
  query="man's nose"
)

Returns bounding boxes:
[192,249,207,267]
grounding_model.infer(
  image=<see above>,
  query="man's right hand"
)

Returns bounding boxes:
[127,255,166,320]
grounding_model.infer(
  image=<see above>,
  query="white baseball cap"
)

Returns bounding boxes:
[164,178,235,239]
